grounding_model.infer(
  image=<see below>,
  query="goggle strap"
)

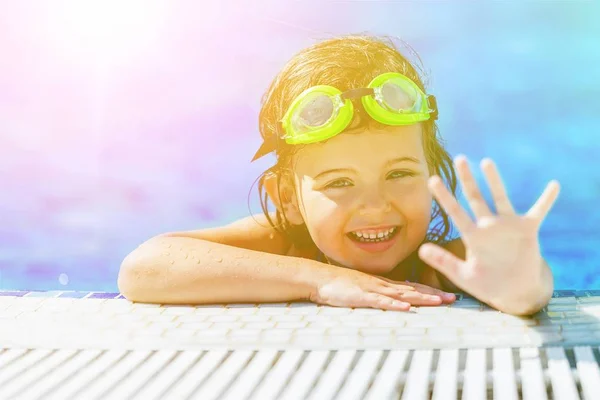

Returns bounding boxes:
[427,95,438,121]
[340,87,375,100]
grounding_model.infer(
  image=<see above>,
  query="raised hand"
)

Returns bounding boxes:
[418,155,559,314]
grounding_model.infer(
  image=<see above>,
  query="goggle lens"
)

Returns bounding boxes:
[379,81,422,112]
[298,94,334,126]
[291,93,338,134]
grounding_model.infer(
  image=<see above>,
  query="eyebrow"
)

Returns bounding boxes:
[314,156,420,180]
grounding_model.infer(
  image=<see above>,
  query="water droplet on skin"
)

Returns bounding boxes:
[170,260,175,265]
[162,252,170,256]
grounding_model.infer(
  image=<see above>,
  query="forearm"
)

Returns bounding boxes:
[491,259,554,316]
[118,235,325,305]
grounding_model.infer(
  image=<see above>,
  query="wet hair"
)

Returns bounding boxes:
[253,34,458,249]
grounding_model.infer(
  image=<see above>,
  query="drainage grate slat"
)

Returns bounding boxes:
[366,350,409,400]
[519,347,548,400]
[280,350,330,400]
[336,350,384,400]
[492,348,518,400]
[114,350,179,400]
[547,347,580,399]
[0,347,597,399]
[462,348,487,400]
[402,349,434,400]
[132,350,204,400]
[307,350,355,400]
[222,349,279,400]
[249,350,304,400]
[24,350,103,400]
[166,349,228,398]
[431,349,459,400]
[75,350,152,399]
[0,348,28,370]
[0,349,78,399]
[573,346,600,400]
[193,350,254,400]
[47,349,129,399]
[0,349,53,388]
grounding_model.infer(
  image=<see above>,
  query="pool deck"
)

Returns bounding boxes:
[1,289,600,399]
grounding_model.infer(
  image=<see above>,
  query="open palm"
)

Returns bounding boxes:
[418,155,560,309]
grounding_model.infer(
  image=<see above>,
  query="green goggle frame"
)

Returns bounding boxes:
[252,72,437,161]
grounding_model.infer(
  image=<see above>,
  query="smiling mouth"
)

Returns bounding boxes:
[346,226,400,243]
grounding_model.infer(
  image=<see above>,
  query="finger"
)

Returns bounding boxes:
[400,292,445,306]
[418,243,465,285]
[379,287,444,306]
[400,281,457,303]
[380,278,454,300]
[359,293,411,311]
[480,158,516,215]
[428,175,475,236]
[526,180,561,223]
[454,155,493,219]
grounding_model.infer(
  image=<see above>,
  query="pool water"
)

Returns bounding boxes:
[1,2,599,292]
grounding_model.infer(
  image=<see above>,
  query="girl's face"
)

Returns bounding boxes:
[290,124,432,275]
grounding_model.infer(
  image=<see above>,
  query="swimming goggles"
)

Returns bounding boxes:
[251,72,438,161]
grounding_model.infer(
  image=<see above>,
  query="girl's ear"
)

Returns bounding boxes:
[263,171,305,225]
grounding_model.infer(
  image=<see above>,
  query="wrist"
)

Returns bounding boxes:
[294,258,339,302]
[493,260,554,316]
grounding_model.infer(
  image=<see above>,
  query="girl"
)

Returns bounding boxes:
[118,35,559,316]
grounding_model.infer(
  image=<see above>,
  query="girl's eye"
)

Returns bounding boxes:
[388,170,416,180]
[325,179,352,189]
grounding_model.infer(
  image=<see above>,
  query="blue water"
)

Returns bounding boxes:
[1,2,599,292]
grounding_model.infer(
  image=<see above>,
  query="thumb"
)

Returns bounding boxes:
[418,243,464,283]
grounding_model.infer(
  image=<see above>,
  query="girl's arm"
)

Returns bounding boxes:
[118,213,453,308]
[117,213,317,304]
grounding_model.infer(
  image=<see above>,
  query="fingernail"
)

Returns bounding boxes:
[443,293,456,300]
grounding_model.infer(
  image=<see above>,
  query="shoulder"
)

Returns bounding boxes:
[163,212,292,256]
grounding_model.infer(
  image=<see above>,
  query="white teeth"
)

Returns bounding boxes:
[351,227,397,240]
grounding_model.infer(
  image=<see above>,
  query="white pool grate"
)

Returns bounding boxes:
[2,290,600,399]
[1,347,599,400]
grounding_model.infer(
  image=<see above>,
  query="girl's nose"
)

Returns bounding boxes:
[358,192,392,216]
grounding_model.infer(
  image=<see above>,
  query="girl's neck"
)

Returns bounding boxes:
[315,249,422,282]
[382,254,420,282]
